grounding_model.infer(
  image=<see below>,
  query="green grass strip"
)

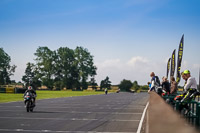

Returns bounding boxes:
[0,90,105,103]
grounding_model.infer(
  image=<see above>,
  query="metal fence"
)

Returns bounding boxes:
[163,95,200,128]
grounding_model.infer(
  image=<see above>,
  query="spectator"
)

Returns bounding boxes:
[183,70,197,94]
[181,71,187,87]
[161,76,170,95]
[178,70,198,114]
[147,82,151,90]
[149,72,161,95]
[170,76,178,95]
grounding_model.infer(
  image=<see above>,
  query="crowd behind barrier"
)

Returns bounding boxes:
[147,92,199,133]
[162,92,200,128]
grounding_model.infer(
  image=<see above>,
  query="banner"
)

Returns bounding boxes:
[199,68,200,92]
[170,49,176,77]
[176,35,184,84]
[166,58,171,79]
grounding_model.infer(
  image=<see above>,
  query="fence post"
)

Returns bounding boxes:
[196,103,200,127]
[175,101,180,112]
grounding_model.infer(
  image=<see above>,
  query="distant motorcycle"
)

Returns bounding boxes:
[116,89,120,93]
[24,92,35,112]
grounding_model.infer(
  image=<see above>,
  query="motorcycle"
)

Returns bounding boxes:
[24,92,35,112]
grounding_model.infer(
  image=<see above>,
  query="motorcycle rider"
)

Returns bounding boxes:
[105,88,108,95]
[177,70,198,114]
[24,86,37,106]
[182,70,198,101]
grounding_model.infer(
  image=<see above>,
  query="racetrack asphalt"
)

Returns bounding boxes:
[0,92,149,133]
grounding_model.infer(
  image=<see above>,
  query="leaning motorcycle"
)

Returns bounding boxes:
[24,92,35,112]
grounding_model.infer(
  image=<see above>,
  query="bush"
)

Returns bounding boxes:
[119,79,132,91]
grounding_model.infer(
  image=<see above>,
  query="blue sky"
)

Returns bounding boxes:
[0,0,200,85]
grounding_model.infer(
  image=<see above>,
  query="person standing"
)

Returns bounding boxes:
[161,77,170,95]
[148,72,161,94]
[147,82,151,90]
[182,70,198,100]
[170,76,178,95]
[178,70,198,114]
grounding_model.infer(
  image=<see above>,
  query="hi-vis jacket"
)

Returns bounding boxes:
[184,77,197,91]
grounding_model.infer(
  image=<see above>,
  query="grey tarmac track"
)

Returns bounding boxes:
[0,92,149,133]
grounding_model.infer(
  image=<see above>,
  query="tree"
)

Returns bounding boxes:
[132,80,140,92]
[0,48,16,85]
[22,62,41,89]
[139,85,149,90]
[100,76,111,90]
[55,47,76,89]
[32,46,97,90]
[119,79,132,91]
[74,46,97,90]
[34,47,56,89]
[89,76,98,90]
[22,62,35,84]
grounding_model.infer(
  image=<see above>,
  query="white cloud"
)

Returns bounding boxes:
[127,56,149,67]
[95,59,121,68]
[95,56,165,85]
[193,64,200,69]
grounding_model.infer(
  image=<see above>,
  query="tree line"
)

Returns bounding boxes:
[0,47,147,91]
[0,46,98,90]
[119,79,149,92]
[22,46,97,90]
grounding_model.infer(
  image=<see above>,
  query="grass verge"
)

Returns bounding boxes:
[0,90,105,103]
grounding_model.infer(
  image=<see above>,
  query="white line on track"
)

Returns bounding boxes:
[0,116,140,122]
[136,102,149,133]
[0,110,142,115]
[0,129,136,133]
[0,106,144,110]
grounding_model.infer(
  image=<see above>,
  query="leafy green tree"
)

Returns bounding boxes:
[0,48,16,85]
[55,47,76,89]
[89,76,98,90]
[32,46,96,90]
[100,76,111,90]
[34,47,56,89]
[22,62,35,84]
[119,79,132,91]
[139,85,149,90]
[74,47,97,90]
[22,62,41,89]
[132,80,140,92]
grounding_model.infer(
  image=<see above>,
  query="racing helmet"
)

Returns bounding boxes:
[28,86,32,90]
[183,70,190,74]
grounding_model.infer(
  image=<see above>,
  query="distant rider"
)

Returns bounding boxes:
[105,88,108,95]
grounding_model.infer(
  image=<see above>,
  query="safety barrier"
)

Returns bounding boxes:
[0,87,26,93]
[147,92,199,133]
[175,101,200,127]
[6,87,15,93]
[163,94,200,128]
[14,88,26,93]
[0,88,6,93]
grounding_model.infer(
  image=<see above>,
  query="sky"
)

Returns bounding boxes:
[0,0,200,85]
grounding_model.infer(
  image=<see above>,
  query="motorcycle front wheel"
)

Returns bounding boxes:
[26,101,30,112]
